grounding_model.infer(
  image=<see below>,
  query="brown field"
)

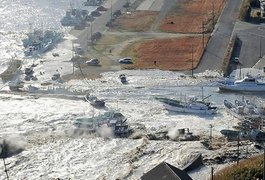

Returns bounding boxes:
[121,36,210,70]
[160,0,227,33]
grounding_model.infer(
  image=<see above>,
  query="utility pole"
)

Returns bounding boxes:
[90,22,93,46]
[191,44,194,77]
[209,124,213,148]
[71,42,75,74]
[1,140,10,180]
[211,0,215,31]
[237,136,240,165]
[211,167,214,180]
[263,144,265,180]
[110,0,113,20]
[202,21,205,48]
[259,36,262,58]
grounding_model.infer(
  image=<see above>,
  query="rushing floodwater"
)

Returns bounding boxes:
[0,1,265,179]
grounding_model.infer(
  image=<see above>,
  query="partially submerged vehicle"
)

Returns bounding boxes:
[85,93,105,108]
[119,74,127,84]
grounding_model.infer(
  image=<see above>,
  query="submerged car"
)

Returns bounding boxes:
[118,57,133,64]
[86,58,100,66]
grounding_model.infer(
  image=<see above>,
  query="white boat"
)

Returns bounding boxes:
[218,74,265,92]
[224,97,262,120]
[23,29,63,57]
[156,96,217,115]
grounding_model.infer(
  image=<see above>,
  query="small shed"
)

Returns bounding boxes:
[141,161,193,180]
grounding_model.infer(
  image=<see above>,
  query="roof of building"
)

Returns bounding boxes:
[141,161,193,180]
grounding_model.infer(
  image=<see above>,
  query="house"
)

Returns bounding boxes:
[141,161,193,180]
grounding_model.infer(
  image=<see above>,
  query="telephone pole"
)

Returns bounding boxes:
[191,44,194,77]
[211,0,215,31]
[259,36,262,58]
[209,124,214,148]
[202,21,205,48]
[90,22,93,46]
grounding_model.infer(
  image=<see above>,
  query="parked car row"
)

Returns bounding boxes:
[85,57,133,66]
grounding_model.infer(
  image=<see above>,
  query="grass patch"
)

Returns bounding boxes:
[94,34,131,53]
[214,154,264,180]
[120,40,142,61]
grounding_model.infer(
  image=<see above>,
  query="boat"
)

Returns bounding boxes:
[220,129,241,140]
[60,8,88,27]
[23,29,64,57]
[218,74,265,92]
[155,96,217,115]
[83,0,104,6]
[8,79,25,91]
[223,97,262,120]
[74,110,131,137]
[221,129,265,142]
[85,93,105,108]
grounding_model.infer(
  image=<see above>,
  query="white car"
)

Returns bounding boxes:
[118,57,133,64]
[234,57,240,63]
[86,58,100,66]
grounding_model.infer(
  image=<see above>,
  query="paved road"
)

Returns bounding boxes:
[234,24,265,68]
[194,0,243,73]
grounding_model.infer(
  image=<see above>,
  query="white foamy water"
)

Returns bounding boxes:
[0,1,265,180]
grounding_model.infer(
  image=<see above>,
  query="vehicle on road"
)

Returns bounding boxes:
[233,57,240,63]
[86,58,100,66]
[118,57,133,64]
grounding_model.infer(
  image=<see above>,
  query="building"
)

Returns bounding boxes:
[141,162,193,180]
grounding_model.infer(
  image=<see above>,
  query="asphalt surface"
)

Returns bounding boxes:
[194,0,243,73]
[234,24,265,68]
